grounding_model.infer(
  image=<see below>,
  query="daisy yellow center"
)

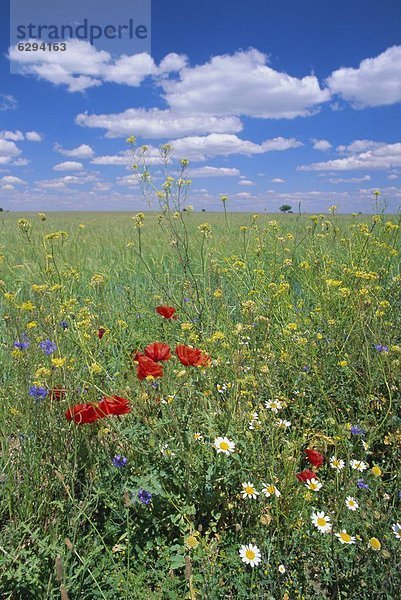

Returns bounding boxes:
[369,538,381,550]
[245,486,255,494]
[317,517,327,527]
[245,549,256,560]
[340,532,351,543]
[349,500,355,507]
[333,460,340,467]
[310,482,318,490]
[267,485,274,494]
[220,441,229,451]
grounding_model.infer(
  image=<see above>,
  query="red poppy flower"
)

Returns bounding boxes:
[65,402,102,424]
[144,342,172,362]
[97,327,106,339]
[136,354,164,380]
[156,306,177,319]
[49,387,67,400]
[304,449,324,468]
[296,469,318,483]
[98,395,131,416]
[175,344,211,367]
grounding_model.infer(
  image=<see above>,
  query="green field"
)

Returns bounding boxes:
[1,208,401,599]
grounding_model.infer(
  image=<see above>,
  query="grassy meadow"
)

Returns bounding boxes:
[1,206,401,598]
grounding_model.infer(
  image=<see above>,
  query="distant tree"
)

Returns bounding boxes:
[201,208,206,212]
[0,207,3,212]
[279,204,292,213]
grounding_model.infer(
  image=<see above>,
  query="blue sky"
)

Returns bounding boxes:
[1,0,401,212]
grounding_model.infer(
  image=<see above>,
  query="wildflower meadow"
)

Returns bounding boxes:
[0,157,401,598]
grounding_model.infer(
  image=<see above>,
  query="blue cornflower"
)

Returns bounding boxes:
[14,333,29,350]
[357,479,369,490]
[137,488,152,505]
[59,320,69,330]
[374,344,388,353]
[28,385,48,400]
[39,339,57,355]
[112,455,127,468]
[183,297,191,303]
[351,424,366,436]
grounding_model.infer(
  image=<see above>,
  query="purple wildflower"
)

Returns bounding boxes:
[59,320,69,330]
[14,333,29,350]
[112,455,127,468]
[351,425,366,436]
[39,339,57,355]
[374,344,388,353]
[357,479,369,490]
[137,488,152,505]
[28,385,48,401]
[183,297,191,303]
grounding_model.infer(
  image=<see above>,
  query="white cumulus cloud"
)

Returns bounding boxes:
[328,175,371,184]
[25,131,42,142]
[54,143,94,158]
[0,175,27,185]
[162,49,330,119]
[168,134,302,161]
[0,139,21,165]
[298,142,401,171]
[0,130,24,141]
[312,139,332,151]
[189,166,240,177]
[327,46,401,108]
[0,94,17,111]
[53,161,84,171]
[76,108,242,139]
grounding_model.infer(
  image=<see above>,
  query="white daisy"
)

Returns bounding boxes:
[276,419,291,428]
[193,432,203,441]
[241,481,260,499]
[265,399,283,413]
[330,456,345,470]
[278,564,286,574]
[345,496,359,511]
[335,530,356,545]
[311,511,332,533]
[350,459,368,472]
[239,544,262,568]
[213,437,235,455]
[160,443,176,457]
[262,483,281,498]
[249,412,261,430]
[305,478,322,492]
[392,523,401,539]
